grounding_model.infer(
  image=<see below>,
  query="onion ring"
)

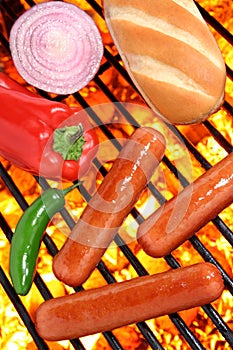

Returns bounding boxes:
[9,1,104,94]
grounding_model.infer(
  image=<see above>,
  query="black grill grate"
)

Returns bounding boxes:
[1,0,233,349]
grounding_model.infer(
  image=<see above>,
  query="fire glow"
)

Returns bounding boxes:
[0,0,233,349]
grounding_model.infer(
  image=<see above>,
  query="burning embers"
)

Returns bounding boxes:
[0,0,233,349]
[1,108,233,349]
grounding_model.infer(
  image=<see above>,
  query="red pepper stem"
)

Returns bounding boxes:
[61,181,81,196]
[53,123,86,161]
[69,128,84,143]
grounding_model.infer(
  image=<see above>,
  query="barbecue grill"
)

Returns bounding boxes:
[1,0,233,349]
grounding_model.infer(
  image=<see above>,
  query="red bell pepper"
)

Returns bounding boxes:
[0,72,41,97]
[0,73,99,182]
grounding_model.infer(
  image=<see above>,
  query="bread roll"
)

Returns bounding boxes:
[103,0,226,124]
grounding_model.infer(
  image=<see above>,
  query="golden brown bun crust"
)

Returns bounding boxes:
[103,0,226,124]
[132,74,222,124]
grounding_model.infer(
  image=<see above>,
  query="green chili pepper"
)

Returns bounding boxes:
[10,182,80,296]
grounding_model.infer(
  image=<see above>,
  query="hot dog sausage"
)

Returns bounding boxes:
[137,151,233,258]
[35,262,224,341]
[52,127,166,286]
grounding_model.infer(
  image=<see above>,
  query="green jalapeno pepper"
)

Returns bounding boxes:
[10,182,80,296]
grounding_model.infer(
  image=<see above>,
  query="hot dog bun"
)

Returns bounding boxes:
[103,0,226,124]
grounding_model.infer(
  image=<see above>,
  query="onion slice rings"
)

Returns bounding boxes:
[9,1,104,95]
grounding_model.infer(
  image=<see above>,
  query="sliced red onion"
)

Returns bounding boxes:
[9,1,104,95]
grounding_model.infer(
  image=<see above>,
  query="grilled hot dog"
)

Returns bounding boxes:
[137,151,233,258]
[103,0,226,124]
[53,127,166,286]
[35,262,224,340]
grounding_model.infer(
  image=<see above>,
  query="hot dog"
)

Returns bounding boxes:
[137,151,233,258]
[103,0,226,124]
[52,127,166,286]
[35,262,224,340]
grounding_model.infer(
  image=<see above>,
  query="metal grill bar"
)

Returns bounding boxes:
[73,86,233,269]
[195,1,233,45]
[0,163,211,350]
[0,266,50,350]
[1,1,233,349]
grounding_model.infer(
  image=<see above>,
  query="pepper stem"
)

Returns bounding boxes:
[62,181,82,196]
[53,123,86,161]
